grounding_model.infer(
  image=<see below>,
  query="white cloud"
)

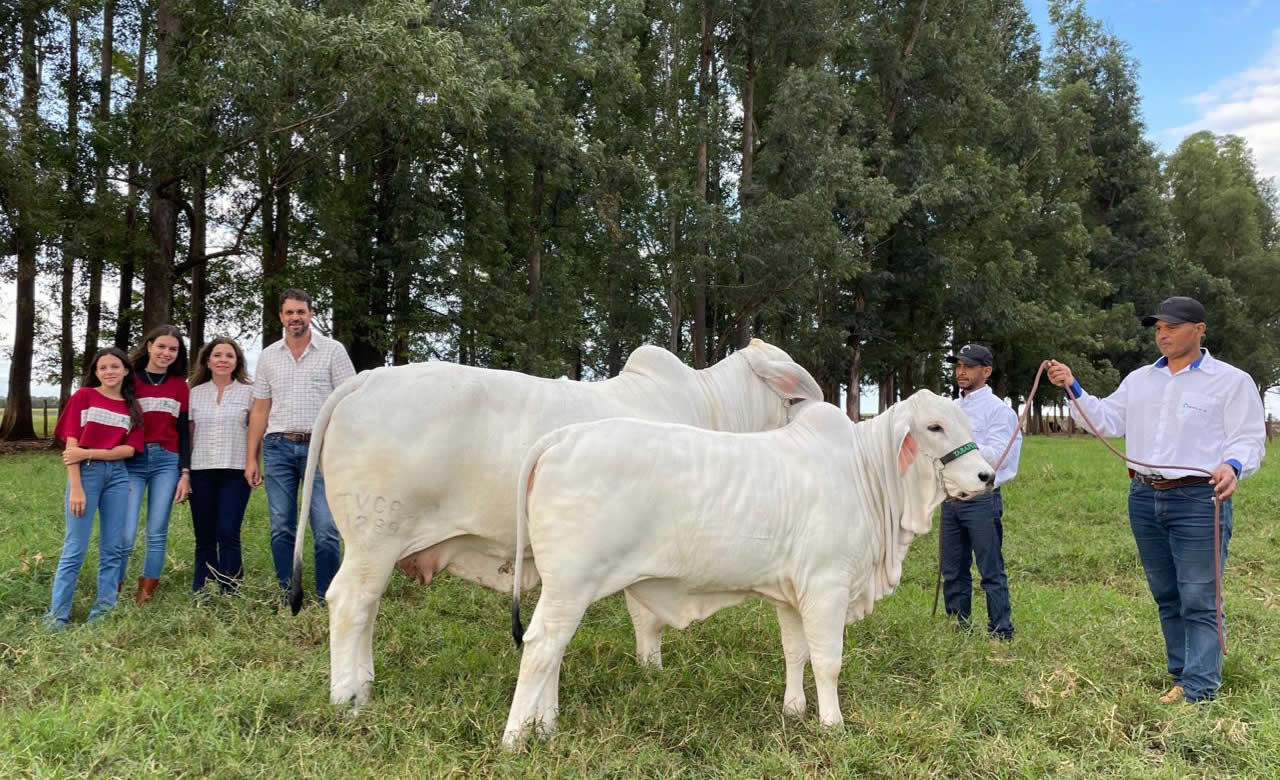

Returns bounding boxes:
[1166,29,1280,182]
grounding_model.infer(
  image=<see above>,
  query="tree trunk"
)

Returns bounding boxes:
[878,371,895,414]
[1,10,42,441]
[692,0,715,369]
[526,160,544,370]
[142,0,182,332]
[85,0,113,369]
[259,146,288,347]
[115,13,147,349]
[60,1,82,409]
[847,290,865,421]
[899,358,916,398]
[664,17,682,356]
[734,30,755,352]
[188,166,207,354]
[847,348,862,422]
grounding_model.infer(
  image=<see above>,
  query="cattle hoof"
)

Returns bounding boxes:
[782,701,806,719]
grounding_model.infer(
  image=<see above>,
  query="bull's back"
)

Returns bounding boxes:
[320,363,639,550]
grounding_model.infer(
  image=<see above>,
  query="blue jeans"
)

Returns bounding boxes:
[1129,479,1232,702]
[121,443,181,580]
[47,460,130,624]
[190,469,252,592]
[941,489,1013,637]
[263,434,341,597]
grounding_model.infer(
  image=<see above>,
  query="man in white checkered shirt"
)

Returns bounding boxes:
[246,288,356,602]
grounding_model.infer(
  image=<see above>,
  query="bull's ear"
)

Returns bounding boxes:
[744,351,823,402]
[897,430,918,476]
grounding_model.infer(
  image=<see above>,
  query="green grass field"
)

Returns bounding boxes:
[0,404,59,439]
[2,437,1277,778]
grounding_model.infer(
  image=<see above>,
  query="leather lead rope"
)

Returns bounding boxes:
[932,361,1227,657]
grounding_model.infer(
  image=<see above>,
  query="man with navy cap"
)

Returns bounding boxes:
[942,343,1020,640]
[1047,296,1265,704]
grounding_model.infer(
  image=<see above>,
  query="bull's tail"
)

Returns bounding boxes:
[291,370,372,615]
[512,425,577,647]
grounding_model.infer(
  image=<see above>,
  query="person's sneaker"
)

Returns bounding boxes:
[1159,685,1185,704]
[42,617,69,632]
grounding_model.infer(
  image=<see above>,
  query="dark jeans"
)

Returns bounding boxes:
[1129,479,1232,703]
[189,469,252,593]
[941,489,1013,637]
[263,434,341,598]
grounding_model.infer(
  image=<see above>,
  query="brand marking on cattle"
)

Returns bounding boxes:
[333,492,404,535]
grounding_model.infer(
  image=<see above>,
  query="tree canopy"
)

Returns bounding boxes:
[3,0,1277,440]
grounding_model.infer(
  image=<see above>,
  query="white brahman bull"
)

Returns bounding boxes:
[503,390,993,746]
[292,339,822,708]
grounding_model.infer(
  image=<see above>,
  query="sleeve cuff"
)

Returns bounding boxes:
[1225,459,1242,477]
[1065,380,1083,399]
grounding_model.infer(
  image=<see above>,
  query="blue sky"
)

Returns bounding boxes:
[1027,0,1280,178]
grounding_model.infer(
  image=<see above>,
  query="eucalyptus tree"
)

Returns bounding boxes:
[1044,0,1176,378]
[1165,131,1280,393]
[1,0,56,441]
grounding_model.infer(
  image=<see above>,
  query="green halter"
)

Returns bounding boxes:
[939,441,978,465]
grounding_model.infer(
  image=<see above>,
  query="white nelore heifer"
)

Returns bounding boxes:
[503,390,993,746]
[291,339,822,708]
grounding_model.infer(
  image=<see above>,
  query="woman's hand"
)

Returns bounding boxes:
[175,471,192,503]
[62,446,90,465]
[68,487,87,517]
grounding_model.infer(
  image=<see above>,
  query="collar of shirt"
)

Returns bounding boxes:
[270,331,327,359]
[1151,347,1215,375]
[958,385,994,403]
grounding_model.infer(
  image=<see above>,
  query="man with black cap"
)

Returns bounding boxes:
[942,343,1020,640]
[1046,296,1265,704]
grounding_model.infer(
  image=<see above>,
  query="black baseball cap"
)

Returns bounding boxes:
[945,343,993,367]
[1141,296,1207,327]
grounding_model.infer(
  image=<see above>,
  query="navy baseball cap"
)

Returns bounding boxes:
[1141,296,1206,327]
[945,344,993,367]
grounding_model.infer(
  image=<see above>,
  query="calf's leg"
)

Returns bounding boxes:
[503,593,590,747]
[775,603,810,718]
[800,595,848,728]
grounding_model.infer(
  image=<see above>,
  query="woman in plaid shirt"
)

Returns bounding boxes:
[187,338,255,593]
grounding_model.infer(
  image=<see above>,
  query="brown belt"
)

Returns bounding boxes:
[1135,474,1211,490]
[273,432,311,443]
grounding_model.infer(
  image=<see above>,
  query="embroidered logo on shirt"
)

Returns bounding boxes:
[1182,401,1209,414]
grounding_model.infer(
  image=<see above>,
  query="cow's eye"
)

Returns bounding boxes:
[927,424,944,433]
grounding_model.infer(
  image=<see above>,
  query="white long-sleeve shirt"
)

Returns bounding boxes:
[1067,349,1266,479]
[955,385,1021,487]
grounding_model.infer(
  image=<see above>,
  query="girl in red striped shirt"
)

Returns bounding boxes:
[118,325,192,605]
[46,347,145,629]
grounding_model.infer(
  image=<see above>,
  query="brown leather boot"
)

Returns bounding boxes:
[135,577,160,606]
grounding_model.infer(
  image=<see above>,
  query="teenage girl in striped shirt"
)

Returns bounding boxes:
[46,347,145,629]
[119,325,191,605]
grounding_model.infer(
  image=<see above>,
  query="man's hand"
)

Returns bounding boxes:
[1209,463,1237,500]
[1045,360,1076,390]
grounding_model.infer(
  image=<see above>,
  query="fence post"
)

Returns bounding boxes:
[44,398,50,438]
